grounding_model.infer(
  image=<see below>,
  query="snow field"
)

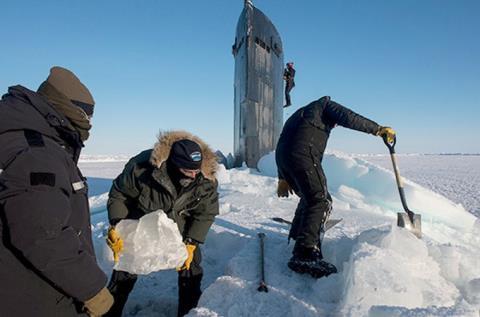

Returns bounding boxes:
[85,153,480,316]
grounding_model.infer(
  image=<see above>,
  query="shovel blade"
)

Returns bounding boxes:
[397,212,422,238]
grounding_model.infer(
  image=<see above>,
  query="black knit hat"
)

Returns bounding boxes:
[169,139,203,170]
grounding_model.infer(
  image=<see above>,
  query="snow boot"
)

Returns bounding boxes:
[288,245,337,278]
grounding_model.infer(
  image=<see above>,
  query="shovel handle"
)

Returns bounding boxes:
[383,136,415,221]
[382,135,397,154]
[257,233,268,292]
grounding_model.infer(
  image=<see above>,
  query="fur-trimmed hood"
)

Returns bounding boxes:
[150,130,218,181]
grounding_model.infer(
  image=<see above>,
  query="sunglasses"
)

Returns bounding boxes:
[71,100,94,118]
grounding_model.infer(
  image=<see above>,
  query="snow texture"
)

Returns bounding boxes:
[83,153,480,317]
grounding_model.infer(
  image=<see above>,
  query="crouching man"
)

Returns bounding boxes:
[104,131,219,317]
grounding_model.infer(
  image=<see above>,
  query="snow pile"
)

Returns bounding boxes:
[97,211,188,275]
[358,154,480,218]
[257,152,277,177]
[87,152,480,316]
[261,152,477,236]
[341,226,459,315]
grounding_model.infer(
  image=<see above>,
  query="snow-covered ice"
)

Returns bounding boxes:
[357,154,480,218]
[82,153,480,317]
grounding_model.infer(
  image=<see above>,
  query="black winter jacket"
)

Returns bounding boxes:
[276,96,381,173]
[284,67,296,87]
[0,86,106,316]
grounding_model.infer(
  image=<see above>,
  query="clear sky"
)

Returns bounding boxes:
[1,0,479,155]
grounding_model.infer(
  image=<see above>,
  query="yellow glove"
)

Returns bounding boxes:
[277,179,293,198]
[83,287,114,317]
[377,126,396,144]
[177,244,196,271]
[106,226,123,264]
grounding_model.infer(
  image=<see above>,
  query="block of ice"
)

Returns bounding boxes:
[113,210,188,275]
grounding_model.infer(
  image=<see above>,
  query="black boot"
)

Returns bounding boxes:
[104,270,138,317]
[288,245,337,278]
[177,273,202,317]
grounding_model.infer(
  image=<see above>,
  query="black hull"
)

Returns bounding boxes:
[232,2,284,168]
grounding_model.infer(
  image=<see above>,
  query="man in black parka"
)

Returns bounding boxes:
[0,67,113,316]
[276,96,395,278]
[104,131,219,317]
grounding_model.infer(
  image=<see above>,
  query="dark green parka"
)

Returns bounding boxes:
[107,131,219,244]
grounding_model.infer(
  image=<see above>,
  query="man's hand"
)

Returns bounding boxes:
[83,287,114,317]
[177,243,196,271]
[277,179,293,198]
[376,126,396,144]
[106,226,123,264]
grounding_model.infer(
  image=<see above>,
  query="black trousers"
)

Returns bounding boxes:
[276,145,332,249]
[285,82,295,106]
[104,247,203,317]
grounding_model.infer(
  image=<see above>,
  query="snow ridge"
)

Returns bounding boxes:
[88,153,480,316]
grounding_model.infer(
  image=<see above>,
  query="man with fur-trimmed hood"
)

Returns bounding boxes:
[105,131,219,317]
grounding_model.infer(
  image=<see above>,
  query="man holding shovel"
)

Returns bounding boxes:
[275,96,395,278]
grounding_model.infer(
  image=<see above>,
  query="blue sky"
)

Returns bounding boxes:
[1,0,479,155]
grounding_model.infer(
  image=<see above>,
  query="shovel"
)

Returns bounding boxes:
[383,135,422,238]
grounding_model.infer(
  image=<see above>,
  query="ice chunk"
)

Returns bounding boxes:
[341,226,459,315]
[216,164,231,184]
[257,151,278,177]
[114,210,188,275]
